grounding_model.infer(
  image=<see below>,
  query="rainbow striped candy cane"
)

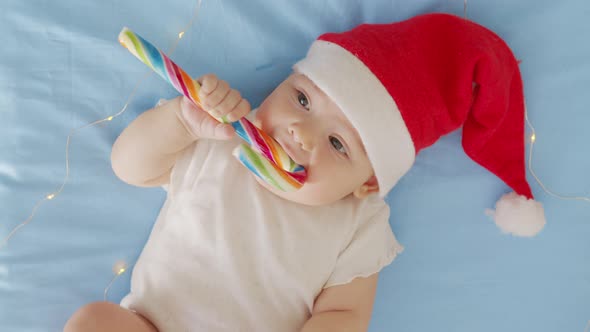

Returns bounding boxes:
[118,27,306,191]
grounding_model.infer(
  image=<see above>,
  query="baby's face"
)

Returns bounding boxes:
[252,73,377,206]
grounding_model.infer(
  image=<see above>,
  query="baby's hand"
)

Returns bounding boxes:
[179,74,251,140]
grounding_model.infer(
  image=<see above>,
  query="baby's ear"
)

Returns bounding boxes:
[353,175,379,199]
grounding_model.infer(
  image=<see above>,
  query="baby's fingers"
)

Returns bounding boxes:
[202,117,235,140]
[179,95,233,140]
[225,98,251,122]
[212,89,242,119]
[198,74,219,96]
[202,80,230,110]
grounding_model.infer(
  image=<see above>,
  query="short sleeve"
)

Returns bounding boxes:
[324,204,404,288]
[161,139,212,196]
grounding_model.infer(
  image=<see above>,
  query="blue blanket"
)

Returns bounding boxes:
[1,0,589,331]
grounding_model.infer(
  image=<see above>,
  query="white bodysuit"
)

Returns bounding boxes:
[120,135,404,331]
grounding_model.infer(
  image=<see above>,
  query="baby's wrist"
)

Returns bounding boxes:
[175,97,200,141]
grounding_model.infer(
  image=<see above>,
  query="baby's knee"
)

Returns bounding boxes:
[63,301,157,332]
[64,301,109,332]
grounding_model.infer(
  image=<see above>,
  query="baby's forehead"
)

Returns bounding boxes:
[288,72,322,93]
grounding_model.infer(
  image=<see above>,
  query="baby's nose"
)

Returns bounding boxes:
[289,126,313,152]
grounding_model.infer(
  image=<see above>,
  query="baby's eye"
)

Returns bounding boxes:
[329,136,347,155]
[297,91,309,110]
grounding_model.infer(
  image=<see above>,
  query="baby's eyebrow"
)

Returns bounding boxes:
[297,74,323,95]
[356,137,368,156]
[349,129,368,158]
[336,114,367,158]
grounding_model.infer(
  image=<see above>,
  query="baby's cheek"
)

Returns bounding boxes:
[252,111,263,128]
[330,174,354,194]
[252,106,277,134]
[313,170,355,202]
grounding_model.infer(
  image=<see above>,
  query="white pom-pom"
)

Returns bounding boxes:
[485,192,546,237]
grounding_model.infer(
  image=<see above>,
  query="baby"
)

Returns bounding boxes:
[65,13,544,332]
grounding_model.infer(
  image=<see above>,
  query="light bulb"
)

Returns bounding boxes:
[112,260,128,276]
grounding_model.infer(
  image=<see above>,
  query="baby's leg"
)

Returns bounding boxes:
[64,301,157,332]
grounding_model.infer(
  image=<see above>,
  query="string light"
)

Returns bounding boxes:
[464,0,587,205]
[2,0,588,311]
[525,110,590,203]
[464,0,467,18]
[1,0,203,302]
[1,0,203,249]
[104,260,128,301]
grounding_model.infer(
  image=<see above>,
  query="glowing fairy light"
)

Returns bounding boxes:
[525,110,589,203]
[1,0,205,302]
[2,0,588,314]
[2,0,204,249]
[113,260,128,275]
[104,260,129,301]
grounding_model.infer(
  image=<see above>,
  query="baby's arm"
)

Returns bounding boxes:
[301,274,378,332]
[111,74,250,187]
[111,96,195,187]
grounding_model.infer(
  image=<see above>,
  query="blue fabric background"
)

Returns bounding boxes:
[1,0,589,331]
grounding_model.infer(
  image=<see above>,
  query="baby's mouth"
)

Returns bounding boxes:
[276,138,304,166]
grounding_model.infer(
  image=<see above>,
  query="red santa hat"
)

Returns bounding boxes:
[293,13,545,237]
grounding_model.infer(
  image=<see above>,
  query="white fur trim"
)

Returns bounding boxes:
[485,192,546,237]
[294,41,415,196]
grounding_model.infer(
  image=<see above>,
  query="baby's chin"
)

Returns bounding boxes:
[252,174,350,206]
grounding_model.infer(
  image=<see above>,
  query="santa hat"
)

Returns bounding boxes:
[293,13,545,237]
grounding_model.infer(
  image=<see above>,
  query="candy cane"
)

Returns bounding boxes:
[118,27,306,191]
